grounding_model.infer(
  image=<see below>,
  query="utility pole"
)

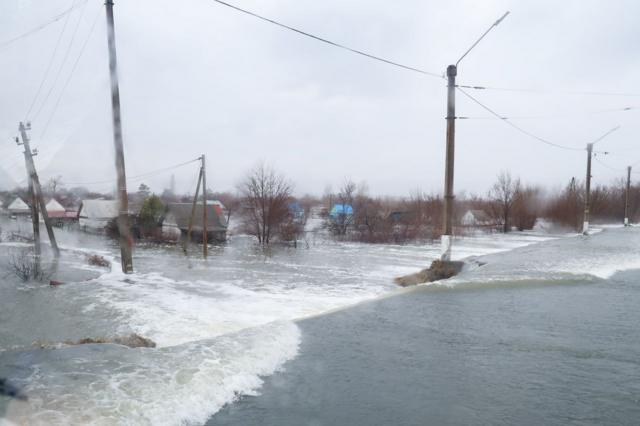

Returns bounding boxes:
[624,166,631,226]
[201,154,208,258]
[440,11,509,261]
[18,122,60,258]
[185,163,203,254]
[441,64,456,261]
[582,126,620,235]
[582,143,593,235]
[105,0,133,273]
[28,177,41,268]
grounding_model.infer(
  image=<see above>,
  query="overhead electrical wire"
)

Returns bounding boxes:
[456,87,585,152]
[39,6,101,141]
[457,106,637,120]
[24,0,76,121]
[59,158,201,187]
[210,0,443,79]
[31,0,89,123]
[456,84,640,98]
[0,0,88,52]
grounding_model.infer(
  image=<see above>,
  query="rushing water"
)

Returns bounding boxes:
[2,218,624,425]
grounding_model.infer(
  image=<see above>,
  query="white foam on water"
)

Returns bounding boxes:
[2,322,300,426]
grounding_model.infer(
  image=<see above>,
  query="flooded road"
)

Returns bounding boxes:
[1,220,563,424]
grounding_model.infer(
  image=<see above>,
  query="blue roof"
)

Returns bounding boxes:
[330,204,353,216]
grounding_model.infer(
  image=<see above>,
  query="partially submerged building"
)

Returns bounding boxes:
[44,198,77,227]
[163,201,228,242]
[78,199,119,233]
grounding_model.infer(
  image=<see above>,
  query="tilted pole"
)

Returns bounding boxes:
[624,166,631,226]
[105,0,133,273]
[441,64,456,261]
[28,177,41,265]
[18,122,59,257]
[201,154,208,258]
[185,164,203,254]
[582,143,593,235]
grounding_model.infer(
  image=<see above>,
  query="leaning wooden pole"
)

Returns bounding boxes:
[105,0,133,273]
[18,122,59,258]
[184,165,203,254]
[201,154,208,258]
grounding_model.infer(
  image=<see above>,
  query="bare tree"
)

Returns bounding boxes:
[330,179,356,236]
[238,163,292,245]
[47,175,63,195]
[490,171,521,233]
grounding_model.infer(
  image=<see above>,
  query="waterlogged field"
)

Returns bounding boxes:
[1,220,564,424]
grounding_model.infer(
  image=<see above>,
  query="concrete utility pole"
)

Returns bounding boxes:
[440,11,509,261]
[201,154,208,258]
[105,0,133,273]
[18,122,60,258]
[624,166,631,226]
[582,143,593,235]
[582,126,620,235]
[441,64,456,261]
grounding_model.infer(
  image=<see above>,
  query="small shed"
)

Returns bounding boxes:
[163,201,228,242]
[78,199,119,232]
[329,204,353,219]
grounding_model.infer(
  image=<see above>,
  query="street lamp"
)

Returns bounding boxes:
[441,11,510,261]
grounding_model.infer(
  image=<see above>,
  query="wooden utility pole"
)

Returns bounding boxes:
[185,164,203,253]
[582,143,593,235]
[18,122,60,257]
[441,64,457,261]
[201,154,208,258]
[105,0,133,273]
[624,166,631,226]
[28,178,41,261]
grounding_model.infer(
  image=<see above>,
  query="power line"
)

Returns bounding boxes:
[456,87,584,151]
[31,0,89,123]
[39,6,101,141]
[456,84,640,98]
[593,156,623,173]
[59,158,202,186]
[210,0,443,79]
[457,106,637,120]
[24,0,76,121]
[0,0,88,52]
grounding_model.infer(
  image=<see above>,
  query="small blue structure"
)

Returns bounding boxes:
[288,202,305,222]
[329,204,354,221]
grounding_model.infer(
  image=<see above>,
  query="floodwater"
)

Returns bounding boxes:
[3,219,637,425]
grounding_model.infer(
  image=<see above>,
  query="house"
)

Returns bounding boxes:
[44,198,78,227]
[78,199,119,233]
[162,201,228,242]
[7,197,30,216]
[329,204,354,222]
[461,209,494,227]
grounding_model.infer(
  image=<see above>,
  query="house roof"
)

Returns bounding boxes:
[79,199,119,219]
[7,197,29,212]
[165,202,228,232]
[330,204,353,215]
[45,198,65,213]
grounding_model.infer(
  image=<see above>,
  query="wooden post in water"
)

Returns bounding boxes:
[185,164,203,254]
[105,0,133,273]
[18,122,59,258]
[201,154,208,258]
[624,166,631,226]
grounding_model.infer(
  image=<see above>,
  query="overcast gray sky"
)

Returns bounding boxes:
[0,0,638,197]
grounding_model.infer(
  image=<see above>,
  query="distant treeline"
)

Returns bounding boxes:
[2,168,637,246]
